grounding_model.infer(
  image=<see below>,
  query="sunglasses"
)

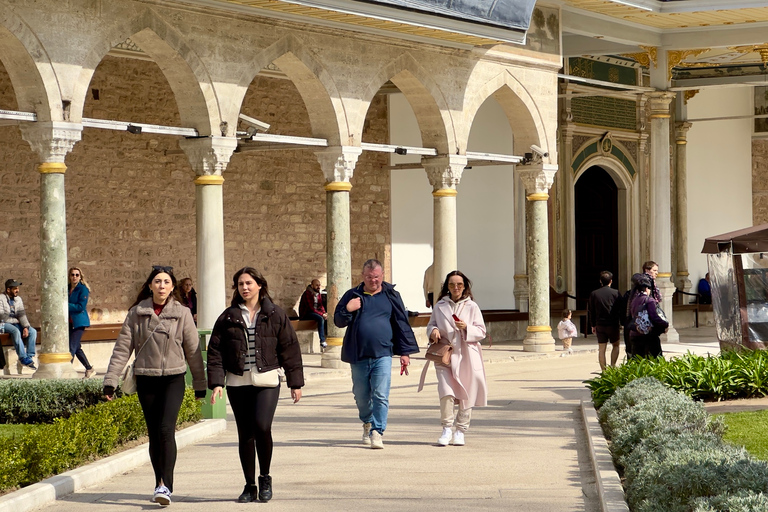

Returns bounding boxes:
[152,265,174,274]
[70,273,80,277]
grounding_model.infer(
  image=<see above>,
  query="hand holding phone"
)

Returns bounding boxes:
[453,314,466,331]
[452,314,461,322]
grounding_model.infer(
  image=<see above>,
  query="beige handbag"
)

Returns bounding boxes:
[250,368,279,388]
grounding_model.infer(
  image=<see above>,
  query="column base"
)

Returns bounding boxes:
[33,359,79,379]
[523,329,556,352]
[320,339,348,369]
[661,327,680,344]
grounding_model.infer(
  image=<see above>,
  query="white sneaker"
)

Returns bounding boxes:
[438,427,452,446]
[370,430,384,449]
[451,430,465,446]
[362,422,372,446]
[153,485,172,506]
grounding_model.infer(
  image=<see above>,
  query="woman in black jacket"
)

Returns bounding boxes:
[207,267,304,503]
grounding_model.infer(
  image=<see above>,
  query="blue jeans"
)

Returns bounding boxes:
[3,324,36,363]
[350,357,392,435]
[301,312,326,343]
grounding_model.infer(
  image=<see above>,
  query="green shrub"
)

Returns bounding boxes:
[598,377,673,434]
[0,379,105,424]
[692,491,768,511]
[0,389,201,491]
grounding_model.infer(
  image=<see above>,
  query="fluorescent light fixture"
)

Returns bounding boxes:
[606,0,655,11]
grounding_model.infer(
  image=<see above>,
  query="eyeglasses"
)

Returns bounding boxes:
[70,273,80,277]
[152,265,174,273]
[448,283,464,288]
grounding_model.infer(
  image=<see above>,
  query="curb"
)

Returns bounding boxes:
[581,400,629,512]
[0,418,227,512]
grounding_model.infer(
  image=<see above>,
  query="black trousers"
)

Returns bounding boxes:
[136,374,186,492]
[228,384,280,485]
[69,327,92,370]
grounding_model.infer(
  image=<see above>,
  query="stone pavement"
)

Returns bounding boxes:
[9,327,721,512]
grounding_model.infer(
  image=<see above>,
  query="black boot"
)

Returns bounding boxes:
[258,475,272,502]
[237,483,257,503]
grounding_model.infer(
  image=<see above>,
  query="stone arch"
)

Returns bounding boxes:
[357,53,454,154]
[71,9,220,135]
[238,35,346,146]
[0,6,60,121]
[461,69,549,159]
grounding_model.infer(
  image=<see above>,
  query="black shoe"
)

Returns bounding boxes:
[258,475,272,502]
[238,484,257,503]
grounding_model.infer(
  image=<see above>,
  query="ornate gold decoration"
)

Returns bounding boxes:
[621,46,657,68]
[667,49,710,81]
[729,44,768,64]
[324,181,352,192]
[526,325,552,333]
[38,353,74,363]
[194,175,224,185]
[526,193,550,201]
[38,162,67,174]
[684,90,700,104]
[432,188,458,197]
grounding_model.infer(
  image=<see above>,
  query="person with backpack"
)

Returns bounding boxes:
[629,276,668,358]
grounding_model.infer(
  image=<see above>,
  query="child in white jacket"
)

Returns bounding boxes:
[557,309,578,354]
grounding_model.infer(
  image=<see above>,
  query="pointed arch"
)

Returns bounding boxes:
[357,53,454,154]
[71,8,220,135]
[236,35,345,146]
[461,69,551,159]
[0,6,60,121]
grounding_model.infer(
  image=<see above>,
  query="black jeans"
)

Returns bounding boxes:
[69,327,92,370]
[228,384,281,484]
[136,374,186,492]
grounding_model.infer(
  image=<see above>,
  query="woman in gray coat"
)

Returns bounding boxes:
[103,266,206,507]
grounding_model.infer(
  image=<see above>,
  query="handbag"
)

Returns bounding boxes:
[425,340,452,366]
[120,322,162,394]
[250,368,280,388]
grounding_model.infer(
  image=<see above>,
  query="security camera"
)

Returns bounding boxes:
[530,144,549,158]
[239,114,270,136]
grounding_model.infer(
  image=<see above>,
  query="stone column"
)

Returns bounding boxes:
[649,92,679,343]
[315,146,361,369]
[179,137,238,331]
[675,121,693,302]
[423,155,467,295]
[514,174,529,312]
[518,164,557,352]
[20,122,83,379]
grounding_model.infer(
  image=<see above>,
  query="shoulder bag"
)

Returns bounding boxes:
[425,340,452,366]
[250,368,280,388]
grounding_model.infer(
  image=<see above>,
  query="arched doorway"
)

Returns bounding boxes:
[575,166,619,308]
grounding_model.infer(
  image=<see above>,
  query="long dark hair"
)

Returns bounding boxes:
[437,270,473,302]
[131,266,183,308]
[231,267,272,307]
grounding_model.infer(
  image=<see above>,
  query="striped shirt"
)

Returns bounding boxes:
[225,304,261,387]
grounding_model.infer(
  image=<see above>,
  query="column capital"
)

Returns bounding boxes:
[179,136,238,176]
[675,121,693,143]
[315,146,362,183]
[648,91,676,118]
[422,155,467,192]
[19,122,82,164]
[517,164,557,196]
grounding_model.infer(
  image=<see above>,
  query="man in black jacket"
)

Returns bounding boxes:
[334,259,419,450]
[588,271,621,370]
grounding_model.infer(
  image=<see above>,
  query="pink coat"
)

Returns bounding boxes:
[425,297,488,409]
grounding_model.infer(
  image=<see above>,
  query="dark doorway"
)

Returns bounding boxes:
[575,166,619,310]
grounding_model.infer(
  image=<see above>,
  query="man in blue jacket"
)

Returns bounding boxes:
[334,259,419,449]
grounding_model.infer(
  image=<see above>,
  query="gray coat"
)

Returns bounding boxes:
[0,293,31,328]
[103,297,206,391]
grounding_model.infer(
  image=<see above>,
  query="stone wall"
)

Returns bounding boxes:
[753,139,768,224]
[0,56,390,324]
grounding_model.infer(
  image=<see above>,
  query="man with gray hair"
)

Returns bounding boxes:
[334,259,419,449]
[0,279,37,370]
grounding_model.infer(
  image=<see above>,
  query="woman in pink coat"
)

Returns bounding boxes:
[424,270,488,446]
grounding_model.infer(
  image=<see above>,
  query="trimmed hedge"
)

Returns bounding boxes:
[599,378,768,512]
[585,350,768,408]
[0,389,201,491]
[0,379,106,424]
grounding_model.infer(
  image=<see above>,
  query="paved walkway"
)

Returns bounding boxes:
[21,327,722,512]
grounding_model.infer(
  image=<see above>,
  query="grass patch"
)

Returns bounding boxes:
[0,424,34,441]
[718,409,768,460]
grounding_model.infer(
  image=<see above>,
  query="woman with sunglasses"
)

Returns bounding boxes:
[420,270,487,447]
[103,265,206,507]
[207,267,304,503]
[68,266,95,378]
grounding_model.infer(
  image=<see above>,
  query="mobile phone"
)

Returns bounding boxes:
[452,314,461,322]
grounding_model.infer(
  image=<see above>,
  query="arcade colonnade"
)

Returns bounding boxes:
[0,0,561,376]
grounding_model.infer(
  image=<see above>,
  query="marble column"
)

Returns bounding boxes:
[423,155,467,295]
[514,174,529,312]
[675,121,693,302]
[179,137,238,331]
[518,164,557,352]
[20,122,83,379]
[315,146,361,369]
[648,92,679,343]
